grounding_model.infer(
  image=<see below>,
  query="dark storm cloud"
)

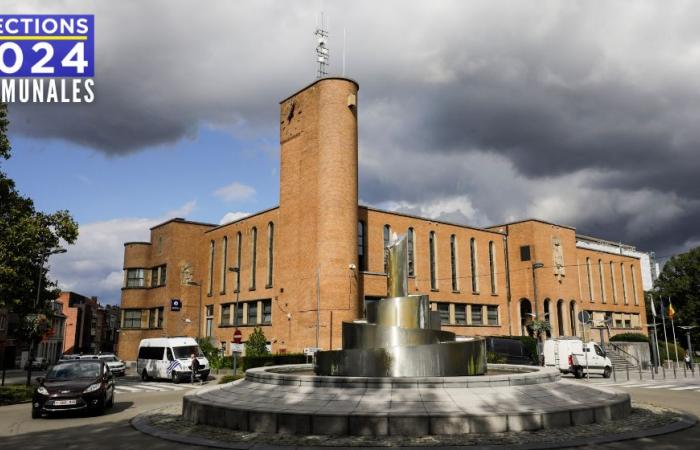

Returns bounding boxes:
[8,0,700,260]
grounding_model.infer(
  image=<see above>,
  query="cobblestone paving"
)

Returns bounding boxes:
[138,403,684,447]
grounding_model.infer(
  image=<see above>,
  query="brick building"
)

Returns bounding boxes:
[61,292,120,355]
[117,78,649,361]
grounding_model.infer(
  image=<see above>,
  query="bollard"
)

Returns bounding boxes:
[662,365,666,379]
[612,364,617,382]
[626,364,630,381]
[638,364,643,380]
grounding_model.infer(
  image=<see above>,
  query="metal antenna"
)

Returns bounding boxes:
[315,12,329,78]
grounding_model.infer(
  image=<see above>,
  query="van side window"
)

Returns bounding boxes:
[138,347,148,359]
[167,348,174,361]
[594,345,605,357]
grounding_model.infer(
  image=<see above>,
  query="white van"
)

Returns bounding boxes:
[136,337,209,383]
[543,337,613,378]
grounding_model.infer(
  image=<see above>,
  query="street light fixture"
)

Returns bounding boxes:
[186,281,203,338]
[228,267,241,375]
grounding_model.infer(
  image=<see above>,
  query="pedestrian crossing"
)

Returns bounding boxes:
[592,381,700,392]
[113,381,197,394]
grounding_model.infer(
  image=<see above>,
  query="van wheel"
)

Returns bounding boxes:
[603,366,612,378]
[141,369,150,381]
[573,367,583,379]
[172,372,180,384]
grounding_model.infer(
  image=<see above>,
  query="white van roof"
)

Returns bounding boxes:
[138,337,199,347]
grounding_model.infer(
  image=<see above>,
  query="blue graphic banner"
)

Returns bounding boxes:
[0,15,94,77]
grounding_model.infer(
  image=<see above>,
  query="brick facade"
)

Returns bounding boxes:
[117,78,649,361]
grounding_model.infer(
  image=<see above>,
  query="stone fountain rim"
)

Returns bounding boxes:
[245,363,560,388]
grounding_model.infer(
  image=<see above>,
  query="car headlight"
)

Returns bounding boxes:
[83,383,102,393]
[37,386,49,396]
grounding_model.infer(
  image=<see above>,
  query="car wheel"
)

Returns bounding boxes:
[172,372,180,384]
[106,388,114,408]
[31,408,40,419]
[141,369,150,381]
[603,366,612,378]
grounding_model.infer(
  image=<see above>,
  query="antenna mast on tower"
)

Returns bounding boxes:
[315,12,329,78]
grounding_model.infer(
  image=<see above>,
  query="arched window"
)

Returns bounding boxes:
[543,299,552,337]
[598,259,606,303]
[407,227,415,277]
[266,222,274,288]
[235,232,242,292]
[489,241,497,294]
[358,221,367,271]
[250,227,257,290]
[630,265,639,305]
[220,236,228,294]
[609,261,617,304]
[470,238,479,293]
[450,235,458,291]
[207,240,214,296]
[586,257,594,302]
[556,300,565,336]
[569,301,577,336]
[383,224,391,273]
[429,231,437,290]
[620,262,627,304]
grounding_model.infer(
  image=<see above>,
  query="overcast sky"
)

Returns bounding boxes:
[4,0,700,305]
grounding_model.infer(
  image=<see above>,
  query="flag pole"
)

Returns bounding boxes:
[660,296,670,367]
[650,293,661,369]
[669,297,680,368]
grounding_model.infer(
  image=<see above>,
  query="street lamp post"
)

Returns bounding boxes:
[679,325,697,372]
[228,267,241,375]
[186,281,203,338]
[27,247,66,386]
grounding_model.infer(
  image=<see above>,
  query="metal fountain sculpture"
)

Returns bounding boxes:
[315,233,487,377]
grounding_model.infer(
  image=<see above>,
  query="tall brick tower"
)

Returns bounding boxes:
[277,77,360,351]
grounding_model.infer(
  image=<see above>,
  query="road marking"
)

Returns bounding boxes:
[129,384,164,391]
[669,385,700,391]
[641,384,677,389]
[114,385,140,392]
[617,383,653,388]
[149,383,188,391]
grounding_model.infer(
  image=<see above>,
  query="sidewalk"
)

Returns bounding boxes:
[1,369,47,386]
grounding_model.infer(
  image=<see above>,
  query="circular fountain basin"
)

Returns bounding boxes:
[183,364,631,436]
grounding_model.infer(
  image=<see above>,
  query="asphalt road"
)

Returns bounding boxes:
[0,383,207,449]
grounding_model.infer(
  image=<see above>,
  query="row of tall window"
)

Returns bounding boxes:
[584,258,639,306]
[357,222,499,295]
[207,222,275,296]
[217,299,272,328]
[434,302,499,326]
[122,307,164,329]
[124,266,167,289]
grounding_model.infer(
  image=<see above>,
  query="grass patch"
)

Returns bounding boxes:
[0,384,34,406]
[218,374,244,384]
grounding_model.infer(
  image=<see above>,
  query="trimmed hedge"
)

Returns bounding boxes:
[220,353,308,372]
[610,333,649,343]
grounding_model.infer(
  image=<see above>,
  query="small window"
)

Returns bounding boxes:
[222,304,231,325]
[487,305,498,325]
[248,302,258,325]
[438,303,450,325]
[407,227,415,277]
[471,305,483,325]
[123,309,142,328]
[151,268,159,287]
[383,225,391,273]
[235,303,244,326]
[429,231,437,290]
[156,307,163,328]
[250,227,258,290]
[520,245,531,262]
[126,269,145,288]
[358,221,367,271]
[262,299,272,324]
[455,305,466,325]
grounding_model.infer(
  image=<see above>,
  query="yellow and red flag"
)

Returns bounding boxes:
[667,302,676,319]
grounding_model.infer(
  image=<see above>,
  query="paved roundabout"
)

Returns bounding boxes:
[182,364,632,436]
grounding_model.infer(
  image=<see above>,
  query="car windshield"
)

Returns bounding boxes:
[172,346,203,359]
[47,362,101,380]
[99,356,118,362]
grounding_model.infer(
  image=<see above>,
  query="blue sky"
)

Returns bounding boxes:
[6,129,280,226]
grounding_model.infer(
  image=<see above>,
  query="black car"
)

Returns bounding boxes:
[32,359,115,418]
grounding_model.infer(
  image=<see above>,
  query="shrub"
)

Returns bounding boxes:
[658,341,687,363]
[610,333,649,343]
[240,353,307,371]
[196,337,224,370]
[487,351,507,364]
[499,335,538,362]
[245,327,271,358]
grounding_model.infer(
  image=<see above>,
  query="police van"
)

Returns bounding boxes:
[136,337,210,383]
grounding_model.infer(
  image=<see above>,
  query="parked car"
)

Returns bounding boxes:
[32,359,115,418]
[543,337,613,378]
[26,357,48,371]
[137,337,209,383]
[97,354,126,376]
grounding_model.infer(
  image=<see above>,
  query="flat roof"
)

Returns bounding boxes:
[360,205,505,236]
[280,76,359,104]
[204,206,279,233]
[486,218,577,231]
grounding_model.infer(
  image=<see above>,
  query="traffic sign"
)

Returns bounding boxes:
[232,343,244,353]
[170,298,182,311]
[577,310,591,324]
[233,329,242,344]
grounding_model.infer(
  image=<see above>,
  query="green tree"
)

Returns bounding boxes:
[245,327,270,357]
[654,246,700,351]
[0,103,78,383]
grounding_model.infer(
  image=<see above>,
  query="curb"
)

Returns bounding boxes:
[131,405,697,450]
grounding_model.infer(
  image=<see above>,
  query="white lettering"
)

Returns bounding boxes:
[32,78,44,103]
[1,79,15,102]
[4,18,18,34]
[83,78,95,103]
[76,18,89,35]
[46,79,58,102]
[18,79,28,103]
